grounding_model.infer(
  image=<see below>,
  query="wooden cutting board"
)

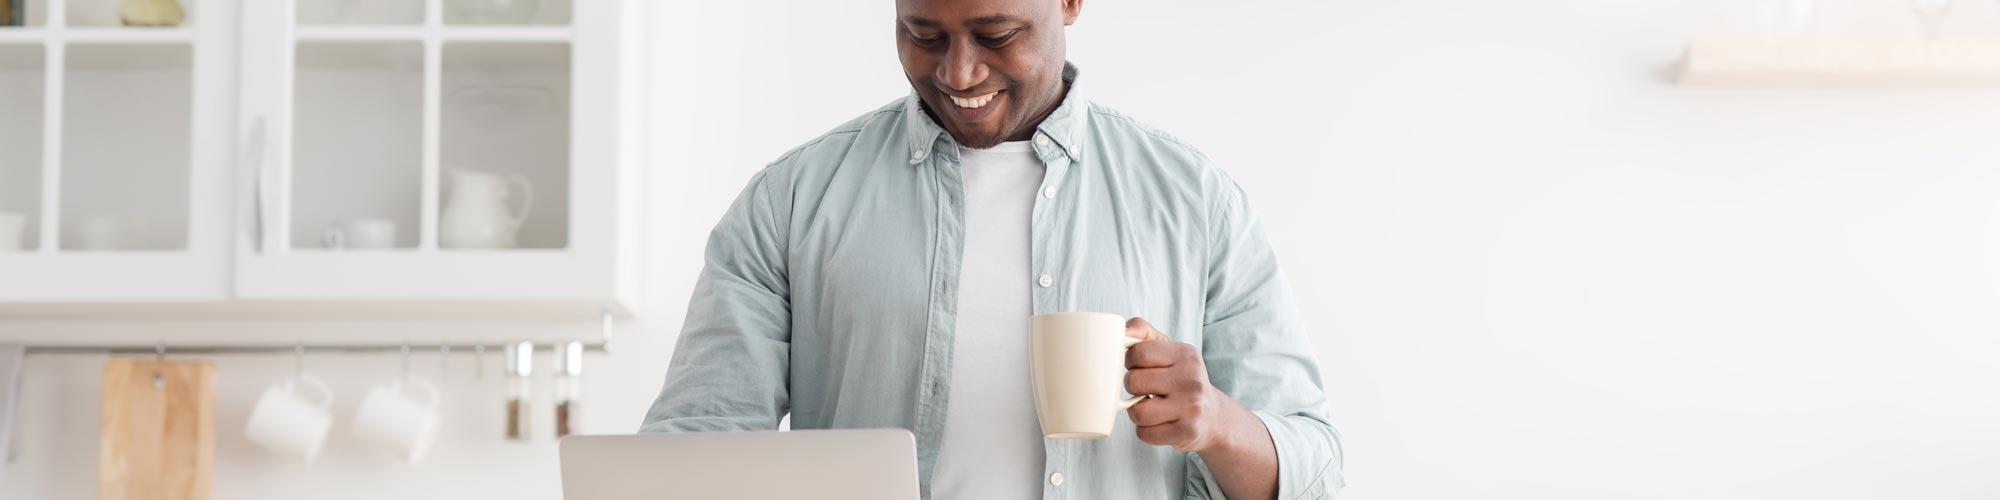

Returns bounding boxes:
[101,359,215,500]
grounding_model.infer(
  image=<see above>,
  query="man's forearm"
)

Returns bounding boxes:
[1199,398,1280,500]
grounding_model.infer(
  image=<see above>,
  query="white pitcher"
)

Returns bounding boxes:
[441,167,534,249]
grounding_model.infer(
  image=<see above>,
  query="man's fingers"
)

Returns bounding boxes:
[1135,421,1192,449]
[1125,340,1183,368]
[1124,317,1167,342]
[1125,397,1179,427]
[1124,367,1181,396]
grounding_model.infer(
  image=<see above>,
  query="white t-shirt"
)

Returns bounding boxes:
[930,141,1047,498]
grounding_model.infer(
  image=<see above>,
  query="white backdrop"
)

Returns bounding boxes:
[649,0,2000,498]
[5,1,2000,499]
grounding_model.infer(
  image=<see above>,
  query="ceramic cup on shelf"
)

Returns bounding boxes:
[323,219,398,250]
[76,216,122,251]
[0,212,26,252]
[243,374,336,463]
[351,375,442,463]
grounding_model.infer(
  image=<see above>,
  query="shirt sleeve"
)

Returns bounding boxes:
[639,168,793,433]
[1184,168,1345,499]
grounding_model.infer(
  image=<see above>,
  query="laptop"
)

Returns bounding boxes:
[558,429,920,500]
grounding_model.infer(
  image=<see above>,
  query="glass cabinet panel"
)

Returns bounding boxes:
[442,0,568,26]
[294,0,423,26]
[60,43,192,251]
[66,0,197,27]
[441,42,568,249]
[291,41,423,250]
[0,45,41,252]
[4,0,49,26]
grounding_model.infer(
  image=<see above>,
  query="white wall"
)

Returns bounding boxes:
[8,0,2000,499]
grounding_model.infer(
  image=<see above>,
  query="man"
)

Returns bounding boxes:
[641,0,1343,498]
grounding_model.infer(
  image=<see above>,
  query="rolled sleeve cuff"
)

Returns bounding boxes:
[1261,410,1346,500]
[1181,411,1344,499]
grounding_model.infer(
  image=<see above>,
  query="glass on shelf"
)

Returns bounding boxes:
[2,0,46,27]
[443,0,568,26]
[292,42,422,250]
[0,45,42,252]
[295,0,422,26]
[59,43,191,251]
[68,0,192,27]
[441,42,569,250]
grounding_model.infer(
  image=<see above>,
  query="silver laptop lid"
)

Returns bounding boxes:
[559,429,919,500]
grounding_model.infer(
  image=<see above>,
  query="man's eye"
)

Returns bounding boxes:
[977,30,1019,47]
[911,34,944,47]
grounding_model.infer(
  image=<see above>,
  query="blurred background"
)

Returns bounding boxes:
[3,0,1999,499]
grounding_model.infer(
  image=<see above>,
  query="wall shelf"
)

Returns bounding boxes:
[1678,41,2000,87]
[295,26,572,43]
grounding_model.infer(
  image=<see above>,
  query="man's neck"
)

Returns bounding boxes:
[1003,80,1070,143]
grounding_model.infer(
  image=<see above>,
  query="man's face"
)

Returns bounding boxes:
[895,0,1080,149]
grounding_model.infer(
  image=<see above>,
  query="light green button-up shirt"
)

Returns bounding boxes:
[640,64,1343,499]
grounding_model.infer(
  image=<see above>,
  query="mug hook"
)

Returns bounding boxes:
[152,341,167,389]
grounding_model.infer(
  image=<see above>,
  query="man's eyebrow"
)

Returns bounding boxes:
[900,14,1027,28]
[967,14,1026,27]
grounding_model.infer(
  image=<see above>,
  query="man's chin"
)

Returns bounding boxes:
[942,132,997,150]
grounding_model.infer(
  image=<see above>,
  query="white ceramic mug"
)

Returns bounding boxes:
[323,220,397,249]
[351,376,441,463]
[1031,312,1147,439]
[0,212,25,252]
[243,374,336,463]
[76,215,121,250]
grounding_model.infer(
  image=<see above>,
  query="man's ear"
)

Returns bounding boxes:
[1062,0,1083,26]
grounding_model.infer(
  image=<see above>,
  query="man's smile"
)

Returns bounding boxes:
[943,90,1003,122]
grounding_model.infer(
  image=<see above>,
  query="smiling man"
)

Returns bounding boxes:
[640,0,1342,498]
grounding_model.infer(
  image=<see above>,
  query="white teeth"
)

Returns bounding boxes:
[949,92,997,109]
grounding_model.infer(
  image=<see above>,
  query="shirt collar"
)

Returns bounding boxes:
[905,62,1088,164]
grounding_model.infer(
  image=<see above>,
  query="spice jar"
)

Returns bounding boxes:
[504,341,535,441]
[555,341,583,438]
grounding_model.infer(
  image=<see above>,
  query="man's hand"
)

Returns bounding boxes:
[1123,317,1257,453]
[1123,317,1282,499]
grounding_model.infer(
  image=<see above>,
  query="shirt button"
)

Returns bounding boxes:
[1038,274,1053,288]
[1043,185,1057,198]
[1049,472,1065,487]
[912,149,926,161]
[1035,134,1052,148]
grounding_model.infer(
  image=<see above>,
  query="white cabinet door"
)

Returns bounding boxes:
[230,0,639,315]
[0,0,233,302]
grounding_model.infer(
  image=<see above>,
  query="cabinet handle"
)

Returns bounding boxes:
[240,117,269,253]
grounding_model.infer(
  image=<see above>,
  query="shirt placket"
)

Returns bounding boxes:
[1030,130,1077,500]
[914,140,965,497]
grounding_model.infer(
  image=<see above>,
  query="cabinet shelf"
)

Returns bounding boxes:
[295,25,572,43]
[0,27,194,44]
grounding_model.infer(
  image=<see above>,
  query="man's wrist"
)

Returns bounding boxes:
[1196,392,1270,457]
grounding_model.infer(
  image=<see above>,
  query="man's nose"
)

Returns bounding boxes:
[936,40,988,91]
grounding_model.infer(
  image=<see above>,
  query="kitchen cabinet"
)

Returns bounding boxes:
[0,0,643,317]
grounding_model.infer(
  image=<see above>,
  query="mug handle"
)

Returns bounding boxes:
[504,173,535,230]
[1118,337,1149,409]
[295,374,335,411]
[402,376,442,411]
